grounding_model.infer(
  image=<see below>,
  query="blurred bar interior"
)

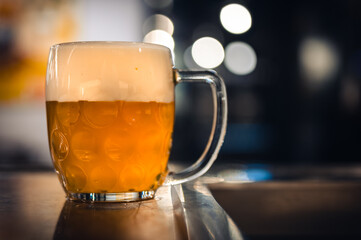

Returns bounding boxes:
[1,0,361,170]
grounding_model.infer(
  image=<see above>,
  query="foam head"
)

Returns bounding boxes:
[46,42,174,103]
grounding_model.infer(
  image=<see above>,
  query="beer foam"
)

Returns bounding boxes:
[46,42,174,103]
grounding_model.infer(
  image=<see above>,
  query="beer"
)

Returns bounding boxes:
[46,42,175,196]
[47,100,174,193]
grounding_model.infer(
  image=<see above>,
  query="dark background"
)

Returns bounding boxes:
[1,0,361,168]
[166,0,361,165]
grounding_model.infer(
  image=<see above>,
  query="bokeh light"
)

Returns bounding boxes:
[143,14,174,36]
[300,37,339,86]
[224,41,257,75]
[143,29,175,50]
[191,37,224,69]
[220,4,252,34]
[341,78,359,112]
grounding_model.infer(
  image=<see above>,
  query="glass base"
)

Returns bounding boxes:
[67,191,155,202]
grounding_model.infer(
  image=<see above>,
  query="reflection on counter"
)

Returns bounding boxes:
[0,172,243,240]
[54,200,177,240]
[53,183,243,240]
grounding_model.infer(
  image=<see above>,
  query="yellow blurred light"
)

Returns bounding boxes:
[191,37,224,69]
[220,4,252,34]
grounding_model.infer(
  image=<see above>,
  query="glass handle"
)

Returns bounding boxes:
[166,69,228,185]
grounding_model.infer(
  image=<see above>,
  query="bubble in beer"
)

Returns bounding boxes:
[65,164,87,191]
[122,101,156,127]
[148,169,167,191]
[90,165,117,192]
[51,129,69,161]
[56,102,80,127]
[104,131,136,162]
[71,131,97,162]
[83,101,119,128]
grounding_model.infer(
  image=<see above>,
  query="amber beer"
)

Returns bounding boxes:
[47,100,174,193]
[46,42,175,196]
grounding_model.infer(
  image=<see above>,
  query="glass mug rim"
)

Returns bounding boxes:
[50,41,171,52]
[46,41,227,202]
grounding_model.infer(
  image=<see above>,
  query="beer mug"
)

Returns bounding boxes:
[46,42,227,202]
